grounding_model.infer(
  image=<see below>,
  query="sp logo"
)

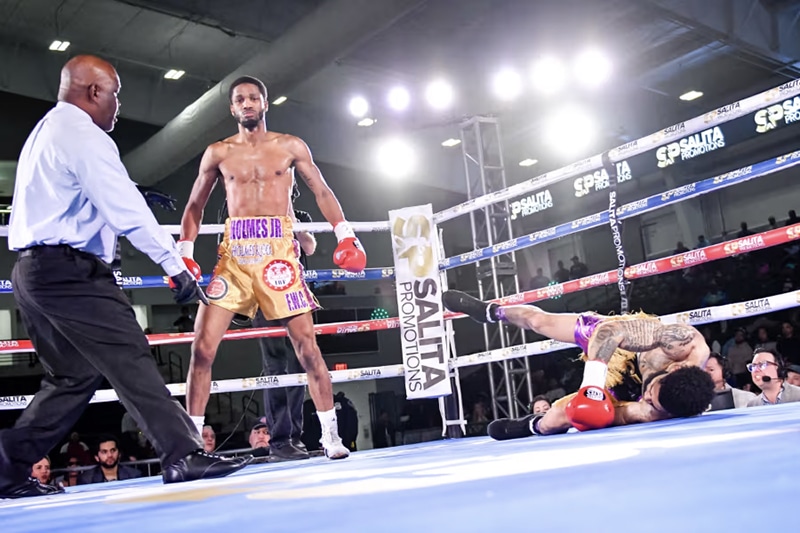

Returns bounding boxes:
[392,214,435,277]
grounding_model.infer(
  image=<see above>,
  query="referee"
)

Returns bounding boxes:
[0,55,249,498]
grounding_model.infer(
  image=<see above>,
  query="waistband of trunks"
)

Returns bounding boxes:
[224,216,294,241]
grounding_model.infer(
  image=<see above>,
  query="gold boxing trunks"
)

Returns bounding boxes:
[205,216,320,320]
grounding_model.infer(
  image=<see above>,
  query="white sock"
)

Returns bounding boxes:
[190,415,205,437]
[317,408,338,432]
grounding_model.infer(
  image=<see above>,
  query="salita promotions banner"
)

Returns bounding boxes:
[389,204,452,400]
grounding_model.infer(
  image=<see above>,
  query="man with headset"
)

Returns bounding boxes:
[704,353,756,410]
[745,348,800,406]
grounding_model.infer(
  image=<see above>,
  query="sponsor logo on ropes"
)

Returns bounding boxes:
[332,269,366,279]
[579,272,611,289]
[243,376,281,389]
[357,369,381,378]
[573,161,633,198]
[775,150,800,165]
[536,284,564,300]
[510,191,553,219]
[612,139,639,158]
[571,213,603,229]
[303,270,318,280]
[670,250,708,268]
[0,396,28,407]
[755,97,800,133]
[263,260,297,291]
[498,293,525,305]
[732,298,772,316]
[676,309,713,324]
[712,166,754,185]
[616,198,648,216]
[656,127,725,168]
[765,79,800,102]
[0,340,20,349]
[211,381,219,391]
[0,280,11,291]
[723,235,765,255]
[381,268,394,278]
[492,239,518,254]
[459,250,484,263]
[787,226,800,240]
[206,277,228,300]
[538,339,554,351]
[703,102,741,123]
[563,156,596,174]
[625,261,659,278]
[661,183,697,202]
[529,227,557,243]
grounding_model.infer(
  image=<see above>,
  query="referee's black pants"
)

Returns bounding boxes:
[0,246,200,485]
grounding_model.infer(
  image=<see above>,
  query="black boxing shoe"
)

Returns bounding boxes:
[442,290,502,323]
[162,450,253,484]
[268,441,309,462]
[0,477,65,499]
[487,414,542,441]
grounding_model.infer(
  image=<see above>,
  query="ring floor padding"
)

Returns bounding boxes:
[2,403,799,532]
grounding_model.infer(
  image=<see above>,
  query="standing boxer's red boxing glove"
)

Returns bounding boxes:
[333,221,366,272]
[169,240,202,287]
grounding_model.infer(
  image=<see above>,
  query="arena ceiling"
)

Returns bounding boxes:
[1,0,799,195]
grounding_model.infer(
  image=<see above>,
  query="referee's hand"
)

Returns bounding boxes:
[170,271,209,306]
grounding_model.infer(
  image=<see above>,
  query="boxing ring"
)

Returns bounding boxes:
[2,78,800,527]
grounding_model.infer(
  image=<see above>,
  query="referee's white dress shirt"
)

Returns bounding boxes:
[8,101,185,277]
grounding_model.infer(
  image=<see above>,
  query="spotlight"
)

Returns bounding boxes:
[679,90,703,101]
[441,138,461,147]
[491,68,523,101]
[531,56,566,95]
[542,105,597,158]
[376,138,416,179]
[48,40,70,52]
[357,118,375,127]
[349,96,369,118]
[164,69,185,80]
[573,48,612,88]
[272,96,288,105]
[387,87,410,111]
[425,79,454,110]
[519,159,538,167]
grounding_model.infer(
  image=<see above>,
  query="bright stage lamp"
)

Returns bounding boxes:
[425,79,454,110]
[349,96,369,118]
[376,139,416,179]
[531,56,567,95]
[492,68,523,101]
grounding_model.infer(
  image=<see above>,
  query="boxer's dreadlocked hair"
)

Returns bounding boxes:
[658,366,715,418]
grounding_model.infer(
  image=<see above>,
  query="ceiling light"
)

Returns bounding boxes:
[49,40,70,52]
[164,69,185,80]
[425,79,454,110]
[272,96,288,105]
[491,68,523,101]
[387,87,410,111]
[441,138,461,147]
[348,96,369,118]
[679,90,703,101]
[376,138,416,179]
[543,105,597,158]
[357,118,375,127]
[531,56,566,95]
[573,48,613,89]
[519,159,538,167]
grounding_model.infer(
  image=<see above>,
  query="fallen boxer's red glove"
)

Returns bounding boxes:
[566,386,615,431]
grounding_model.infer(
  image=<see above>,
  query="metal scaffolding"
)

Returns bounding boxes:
[458,116,533,420]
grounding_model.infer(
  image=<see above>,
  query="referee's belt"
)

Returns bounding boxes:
[18,245,96,260]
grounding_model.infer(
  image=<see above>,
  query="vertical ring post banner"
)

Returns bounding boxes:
[389,204,452,399]
[602,151,630,314]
